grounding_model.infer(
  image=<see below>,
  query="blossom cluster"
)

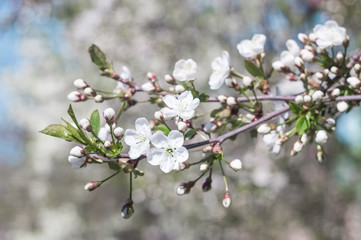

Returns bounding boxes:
[41,20,361,218]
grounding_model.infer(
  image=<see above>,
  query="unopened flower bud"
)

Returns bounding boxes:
[295,95,303,104]
[303,95,312,103]
[315,72,324,80]
[73,78,88,89]
[257,124,271,134]
[212,143,223,154]
[298,33,308,44]
[202,177,212,192]
[324,118,336,129]
[242,76,254,88]
[225,77,236,88]
[84,181,101,191]
[113,127,124,139]
[217,95,228,103]
[308,33,316,42]
[316,144,324,164]
[301,49,314,62]
[315,130,328,144]
[67,91,84,102]
[103,108,115,123]
[84,87,96,96]
[222,192,231,208]
[226,96,237,106]
[312,90,324,102]
[336,51,344,62]
[70,146,86,158]
[95,94,104,103]
[200,162,209,173]
[294,57,304,69]
[330,88,340,98]
[330,66,339,75]
[272,61,286,72]
[104,140,112,149]
[347,77,361,88]
[337,101,349,113]
[343,35,350,48]
[146,72,157,82]
[141,82,155,92]
[300,134,309,144]
[203,122,217,133]
[177,121,187,132]
[229,159,242,172]
[175,84,185,93]
[176,181,194,196]
[165,74,175,84]
[299,73,306,82]
[293,140,303,153]
[154,111,164,121]
[202,145,213,153]
[354,63,361,74]
[79,118,92,132]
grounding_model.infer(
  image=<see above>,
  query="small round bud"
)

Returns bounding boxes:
[298,33,308,44]
[203,122,218,133]
[177,121,187,132]
[84,87,96,96]
[121,199,134,219]
[217,95,228,103]
[316,144,324,164]
[73,78,88,89]
[308,33,316,42]
[315,130,328,144]
[295,95,304,104]
[337,101,349,113]
[176,181,194,196]
[324,118,336,129]
[222,192,231,208]
[257,124,271,134]
[229,159,242,172]
[154,111,164,121]
[301,49,314,62]
[202,177,212,192]
[312,90,324,102]
[330,66,339,74]
[104,140,112,149]
[315,72,324,80]
[330,88,340,98]
[272,61,285,72]
[146,72,157,82]
[79,118,92,132]
[70,146,86,158]
[113,127,124,139]
[141,82,155,92]
[299,73,306,82]
[300,134,309,145]
[354,63,361,73]
[347,77,361,88]
[226,96,237,106]
[293,140,303,153]
[200,162,209,173]
[225,78,236,88]
[67,91,84,102]
[303,95,312,103]
[212,143,223,154]
[103,108,115,123]
[242,76,254,88]
[202,145,213,153]
[336,51,344,62]
[84,181,101,191]
[294,57,304,69]
[175,84,185,93]
[165,74,175,84]
[343,35,350,48]
[94,94,104,103]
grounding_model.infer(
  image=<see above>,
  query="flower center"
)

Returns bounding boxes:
[165,147,174,157]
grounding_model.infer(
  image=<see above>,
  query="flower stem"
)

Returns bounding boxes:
[218,158,229,192]
[129,172,133,199]
[101,171,120,184]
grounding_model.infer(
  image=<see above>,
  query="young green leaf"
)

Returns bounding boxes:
[244,60,264,78]
[184,129,197,139]
[198,93,209,102]
[289,101,303,114]
[295,115,310,135]
[108,161,121,171]
[90,109,100,135]
[88,44,107,68]
[154,125,171,136]
[39,124,78,142]
[62,118,87,144]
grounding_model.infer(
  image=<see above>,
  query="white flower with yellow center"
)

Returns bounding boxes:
[313,20,346,49]
[209,51,231,90]
[147,130,189,173]
[173,59,197,81]
[161,91,200,120]
[124,118,152,159]
[237,34,266,59]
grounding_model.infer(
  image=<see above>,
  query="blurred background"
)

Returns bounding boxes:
[0,0,361,239]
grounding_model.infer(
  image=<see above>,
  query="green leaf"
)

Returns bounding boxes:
[66,105,91,144]
[184,129,197,139]
[90,109,100,135]
[154,124,171,136]
[88,44,107,68]
[39,124,78,142]
[108,162,121,171]
[62,118,87,144]
[210,108,223,118]
[289,101,303,114]
[295,115,310,135]
[198,93,209,102]
[244,60,264,78]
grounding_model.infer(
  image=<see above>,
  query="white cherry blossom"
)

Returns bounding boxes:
[147,130,189,173]
[124,118,152,159]
[313,20,346,49]
[273,39,300,71]
[68,155,86,169]
[237,34,266,59]
[161,91,200,120]
[209,51,231,90]
[172,59,197,81]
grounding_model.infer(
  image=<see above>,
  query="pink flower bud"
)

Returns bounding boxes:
[84,181,101,191]
[222,192,231,208]
[79,118,92,132]
[73,78,88,89]
[94,94,104,103]
[84,87,96,96]
[70,146,86,158]
[103,108,115,123]
[67,91,84,102]
[113,127,124,139]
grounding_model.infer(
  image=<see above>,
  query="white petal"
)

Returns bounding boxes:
[179,110,195,120]
[163,94,178,109]
[151,131,168,148]
[160,107,178,119]
[188,98,200,111]
[167,130,184,148]
[129,142,150,159]
[135,118,149,132]
[147,148,164,166]
[178,91,193,103]
[209,72,225,90]
[68,156,86,169]
[159,155,175,173]
[124,129,138,146]
[174,147,189,163]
